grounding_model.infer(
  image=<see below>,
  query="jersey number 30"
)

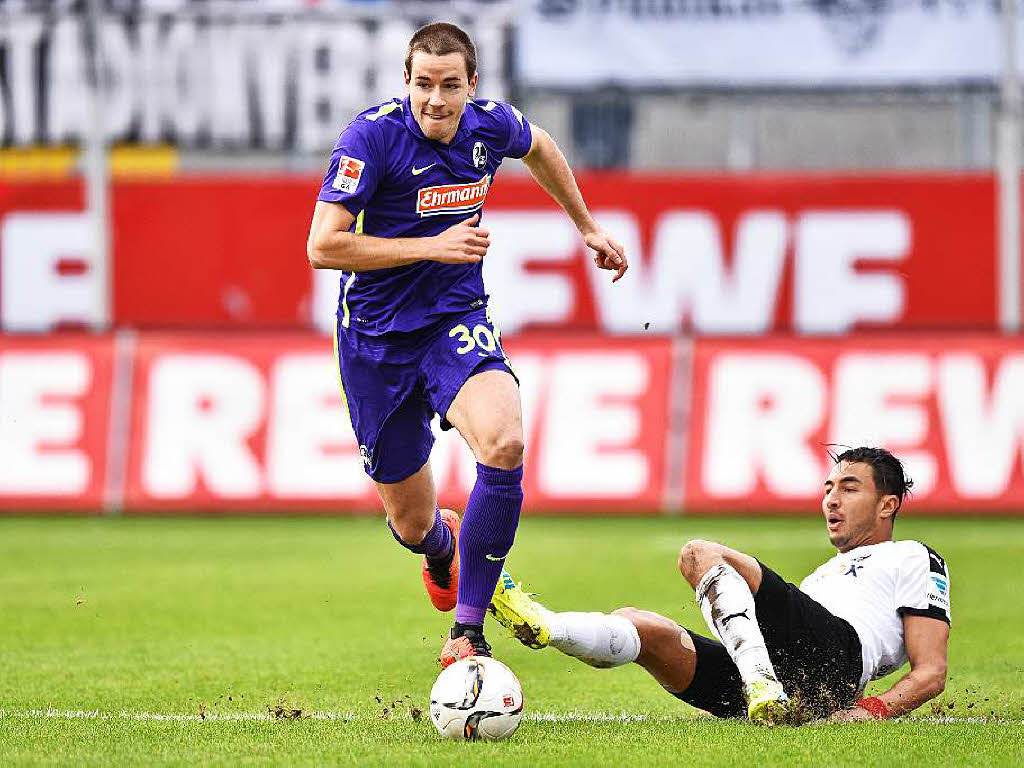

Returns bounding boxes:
[449,323,498,355]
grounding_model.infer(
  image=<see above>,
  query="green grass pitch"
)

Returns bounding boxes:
[1,515,1022,766]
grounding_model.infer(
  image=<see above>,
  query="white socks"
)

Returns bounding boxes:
[536,564,779,688]
[695,563,780,691]
[546,611,641,669]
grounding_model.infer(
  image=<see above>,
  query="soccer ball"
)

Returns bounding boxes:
[429,656,524,741]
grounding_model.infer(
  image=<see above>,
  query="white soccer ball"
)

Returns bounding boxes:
[429,656,524,741]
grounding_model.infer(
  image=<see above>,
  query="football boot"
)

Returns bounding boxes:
[422,508,460,612]
[488,570,552,649]
[746,678,790,725]
[439,623,492,668]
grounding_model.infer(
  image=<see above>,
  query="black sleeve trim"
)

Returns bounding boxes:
[898,606,950,625]
[920,543,948,576]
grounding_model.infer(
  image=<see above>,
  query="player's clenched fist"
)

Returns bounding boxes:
[427,213,490,263]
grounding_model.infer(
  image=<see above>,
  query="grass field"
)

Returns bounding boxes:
[1,515,1022,766]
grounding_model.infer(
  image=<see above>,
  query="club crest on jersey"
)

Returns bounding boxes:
[416,175,491,217]
[473,141,488,170]
[332,156,364,193]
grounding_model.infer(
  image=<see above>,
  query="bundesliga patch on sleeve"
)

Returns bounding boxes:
[332,156,365,193]
[927,573,950,610]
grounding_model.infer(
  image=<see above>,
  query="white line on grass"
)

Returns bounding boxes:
[918,715,1024,726]
[1,709,357,722]
[1,709,1021,726]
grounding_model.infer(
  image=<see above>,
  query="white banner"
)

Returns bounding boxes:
[0,10,509,149]
[520,1,1024,87]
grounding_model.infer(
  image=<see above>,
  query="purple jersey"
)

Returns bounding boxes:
[318,96,533,336]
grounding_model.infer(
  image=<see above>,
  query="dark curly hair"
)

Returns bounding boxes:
[832,446,914,518]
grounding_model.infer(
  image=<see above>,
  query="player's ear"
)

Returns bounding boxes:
[404,69,411,86]
[468,72,478,97]
[878,494,899,521]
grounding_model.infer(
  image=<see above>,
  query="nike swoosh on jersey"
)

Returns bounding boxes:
[411,164,436,176]
[484,554,505,562]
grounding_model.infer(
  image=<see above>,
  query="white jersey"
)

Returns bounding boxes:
[799,540,950,691]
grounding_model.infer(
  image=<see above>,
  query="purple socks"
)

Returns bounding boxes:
[384,465,524,630]
[455,463,524,627]
[387,507,453,560]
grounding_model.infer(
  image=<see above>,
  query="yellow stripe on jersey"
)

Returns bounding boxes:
[340,272,357,329]
[365,101,402,121]
[332,320,351,418]
[340,210,364,329]
[486,300,518,379]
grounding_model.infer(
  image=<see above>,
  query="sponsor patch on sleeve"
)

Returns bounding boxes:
[928,574,950,609]
[332,156,365,193]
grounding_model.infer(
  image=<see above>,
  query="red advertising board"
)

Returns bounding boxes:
[7,330,1024,514]
[685,335,1024,513]
[0,173,1001,333]
[113,178,317,327]
[0,333,114,510]
[120,331,672,513]
[482,173,997,335]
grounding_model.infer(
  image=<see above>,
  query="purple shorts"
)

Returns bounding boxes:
[334,306,516,484]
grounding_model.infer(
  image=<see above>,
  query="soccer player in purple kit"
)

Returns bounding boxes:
[307,22,627,667]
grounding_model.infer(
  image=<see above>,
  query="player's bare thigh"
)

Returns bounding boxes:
[445,369,524,470]
[375,461,438,544]
[613,608,698,694]
[677,539,763,594]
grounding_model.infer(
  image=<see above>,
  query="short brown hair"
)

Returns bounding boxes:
[405,22,477,80]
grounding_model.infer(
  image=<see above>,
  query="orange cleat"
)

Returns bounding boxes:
[439,625,492,669]
[422,508,460,612]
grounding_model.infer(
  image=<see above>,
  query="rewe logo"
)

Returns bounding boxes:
[693,343,1024,505]
[590,209,911,335]
[416,176,490,217]
[482,208,911,335]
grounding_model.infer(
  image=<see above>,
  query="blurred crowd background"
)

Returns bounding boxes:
[0,0,1009,170]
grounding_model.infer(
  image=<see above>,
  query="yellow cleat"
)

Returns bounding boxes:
[746,678,790,725]
[488,570,552,649]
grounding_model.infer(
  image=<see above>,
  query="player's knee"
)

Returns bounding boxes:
[478,432,524,470]
[613,606,663,637]
[677,539,723,580]
[612,607,646,630]
[611,608,659,653]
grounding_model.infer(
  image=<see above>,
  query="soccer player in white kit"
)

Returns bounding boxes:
[489,447,951,723]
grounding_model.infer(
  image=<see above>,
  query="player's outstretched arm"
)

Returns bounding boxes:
[307,201,489,271]
[522,127,627,283]
[830,614,949,721]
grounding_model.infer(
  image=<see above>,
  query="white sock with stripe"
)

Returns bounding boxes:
[695,563,781,692]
